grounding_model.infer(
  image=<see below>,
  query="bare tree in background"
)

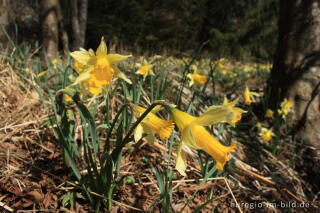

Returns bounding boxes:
[70,0,88,50]
[40,0,59,59]
[268,0,320,181]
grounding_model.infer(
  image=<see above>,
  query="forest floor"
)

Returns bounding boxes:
[0,57,320,213]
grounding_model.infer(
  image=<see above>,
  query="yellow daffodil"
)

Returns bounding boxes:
[256,122,263,128]
[243,86,259,105]
[136,59,154,79]
[70,37,131,94]
[278,98,293,116]
[51,58,63,68]
[136,64,153,75]
[220,69,228,75]
[223,97,246,125]
[133,105,174,145]
[170,104,243,176]
[259,127,275,143]
[187,66,208,87]
[265,109,274,118]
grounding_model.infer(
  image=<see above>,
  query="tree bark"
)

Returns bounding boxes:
[0,0,12,46]
[78,0,88,48]
[70,0,88,50]
[268,0,320,185]
[57,1,69,55]
[40,0,59,59]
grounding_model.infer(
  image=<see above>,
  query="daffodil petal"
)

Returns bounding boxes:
[176,142,187,176]
[134,124,144,142]
[193,106,233,126]
[187,74,194,86]
[107,54,131,64]
[96,38,107,56]
[151,105,164,113]
[223,97,238,107]
[187,73,192,80]
[72,71,90,85]
[88,48,95,56]
[88,86,102,95]
[113,65,132,84]
[116,71,132,84]
[141,124,155,145]
[70,51,91,65]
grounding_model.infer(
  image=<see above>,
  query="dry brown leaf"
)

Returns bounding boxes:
[43,192,52,208]
[27,190,43,202]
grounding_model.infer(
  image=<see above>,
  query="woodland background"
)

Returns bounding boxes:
[0,0,278,60]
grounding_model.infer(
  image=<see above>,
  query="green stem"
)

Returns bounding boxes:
[104,103,130,153]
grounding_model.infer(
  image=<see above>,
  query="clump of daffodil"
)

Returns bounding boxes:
[265,109,274,118]
[259,127,275,143]
[136,59,154,79]
[133,105,174,145]
[170,101,244,176]
[187,65,208,86]
[278,98,293,116]
[243,86,259,105]
[70,37,131,95]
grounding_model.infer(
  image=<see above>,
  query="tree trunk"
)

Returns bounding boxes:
[268,0,320,185]
[57,1,69,55]
[70,0,88,50]
[78,0,88,48]
[0,0,12,46]
[40,0,59,59]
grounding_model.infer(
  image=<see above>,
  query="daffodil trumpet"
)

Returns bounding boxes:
[170,99,244,176]
[187,65,208,86]
[132,103,174,145]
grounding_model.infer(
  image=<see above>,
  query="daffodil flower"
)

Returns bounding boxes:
[136,59,154,79]
[243,86,259,105]
[223,97,245,125]
[278,98,293,116]
[51,58,63,69]
[187,65,207,86]
[133,105,174,145]
[70,37,131,94]
[170,102,243,176]
[259,127,275,143]
[265,109,274,118]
